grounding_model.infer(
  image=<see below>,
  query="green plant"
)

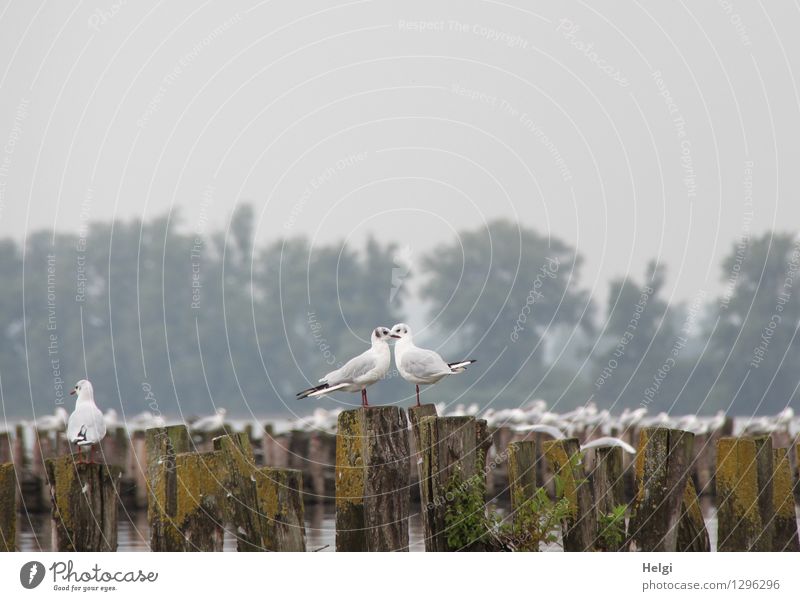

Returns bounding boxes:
[508,486,573,551]
[596,504,628,551]
[443,467,492,550]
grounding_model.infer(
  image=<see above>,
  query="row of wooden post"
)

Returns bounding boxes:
[2,411,799,552]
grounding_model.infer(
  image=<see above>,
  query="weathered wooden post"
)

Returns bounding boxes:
[0,463,16,551]
[145,425,190,551]
[129,430,148,508]
[417,416,487,551]
[174,451,227,551]
[508,441,537,512]
[716,436,774,551]
[215,433,262,551]
[0,432,12,464]
[677,478,709,552]
[587,446,626,551]
[543,438,596,551]
[629,427,694,552]
[254,467,306,551]
[336,407,410,551]
[408,404,437,476]
[46,456,122,551]
[772,448,799,551]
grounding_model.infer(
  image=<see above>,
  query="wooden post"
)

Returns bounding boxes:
[772,448,800,551]
[214,433,263,551]
[174,451,226,551]
[335,407,410,551]
[507,441,537,512]
[0,432,12,464]
[543,438,596,551]
[629,427,695,552]
[677,478,709,551]
[408,404,437,476]
[254,467,306,551]
[716,436,774,551]
[0,463,16,551]
[46,456,121,551]
[129,430,148,509]
[588,446,627,551]
[418,416,486,551]
[145,425,190,551]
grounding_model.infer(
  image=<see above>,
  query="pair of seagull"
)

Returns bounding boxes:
[296,323,476,407]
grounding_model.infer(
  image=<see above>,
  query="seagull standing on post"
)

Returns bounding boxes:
[66,379,107,464]
[296,327,392,407]
[389,323,476,407]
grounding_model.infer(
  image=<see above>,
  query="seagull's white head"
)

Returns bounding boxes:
[70,379,94,402]
[371,326,392,344]
[389,323,412,341]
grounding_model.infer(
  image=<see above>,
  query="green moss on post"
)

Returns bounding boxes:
[46,456,121,551]
[772,448,799,551]
[418,416,486,552]
[543,438,596,552]
[716,436,774,551]
[0,463,16,551]
[629,427,695,552]
[145,425,190,551]
[255,467,306,551]
[336,407,410,551]
[174,451,226,551]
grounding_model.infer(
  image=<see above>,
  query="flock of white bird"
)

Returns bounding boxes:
[6,322,796,463]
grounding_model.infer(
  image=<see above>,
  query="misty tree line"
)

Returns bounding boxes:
[1,204,798,417]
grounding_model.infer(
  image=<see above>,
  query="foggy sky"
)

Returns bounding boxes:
[1,0,798,308]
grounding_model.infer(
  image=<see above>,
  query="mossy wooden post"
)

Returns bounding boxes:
[588,446,626,551]
[14,424,28,472]
[145,425,190,551]
[0,463,16,551]
[408,404,437,466]
[174,451,226,551]
[677,478,709,551]
[46,457,121,551]
[418,416,487,552]
[255,467,306,551]
[336,407,410,552]
[508,441,537,540]
[715,436,774,551]
[214,433,263,551]
[772,448,799,551]
[628,427,694,552]
[543,438,596,551]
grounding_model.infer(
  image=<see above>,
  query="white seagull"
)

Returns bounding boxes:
[66,379,107,464]
[296,327,392,407]
[389,323,476,406]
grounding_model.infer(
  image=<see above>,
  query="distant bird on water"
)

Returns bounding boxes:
[296,327,392,406]
[66,379,107,464]
[389,323,476,406]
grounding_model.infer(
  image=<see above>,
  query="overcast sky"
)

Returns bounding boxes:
[1,0,798,309]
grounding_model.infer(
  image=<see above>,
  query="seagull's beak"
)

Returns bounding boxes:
[69,388,76,396]
[390,334,401,339]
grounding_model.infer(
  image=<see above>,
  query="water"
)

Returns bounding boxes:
[18,502,796,551]
[17,504,428,552]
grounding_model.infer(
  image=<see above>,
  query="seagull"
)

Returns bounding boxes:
[512,423,565,439]
[66,379,107,464]
[296,327,392,407]
[190,408,227,433]
[580,437,636,455]
[389,323,476,406]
